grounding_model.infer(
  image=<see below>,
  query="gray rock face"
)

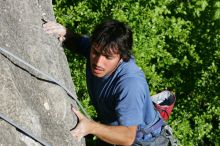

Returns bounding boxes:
[0,0,84,145]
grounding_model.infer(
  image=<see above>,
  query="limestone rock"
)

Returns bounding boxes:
[0,0,84,145]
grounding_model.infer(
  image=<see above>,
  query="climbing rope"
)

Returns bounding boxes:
[0,46,90,145]
[0,113,51,146]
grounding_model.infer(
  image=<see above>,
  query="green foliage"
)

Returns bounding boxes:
[53,0,220,145]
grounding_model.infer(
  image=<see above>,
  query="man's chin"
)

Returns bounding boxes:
[92,73,104,78]
[92,71,105,78]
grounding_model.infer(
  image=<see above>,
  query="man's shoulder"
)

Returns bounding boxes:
[116,58,145,80]
[114,61,148,91]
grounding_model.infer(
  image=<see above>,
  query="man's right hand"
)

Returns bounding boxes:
[43,21,67,42]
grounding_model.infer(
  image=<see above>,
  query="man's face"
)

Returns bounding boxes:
[90,45,121,78]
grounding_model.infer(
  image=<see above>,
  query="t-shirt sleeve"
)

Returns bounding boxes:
[78,35,91,59]
[63,34,91,59]
[114,77,146,126]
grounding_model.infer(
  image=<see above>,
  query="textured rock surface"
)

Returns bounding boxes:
[0,0,84,145]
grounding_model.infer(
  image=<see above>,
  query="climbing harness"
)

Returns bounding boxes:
[0,46,90,145]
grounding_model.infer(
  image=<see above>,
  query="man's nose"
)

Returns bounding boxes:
[96,55,105,66]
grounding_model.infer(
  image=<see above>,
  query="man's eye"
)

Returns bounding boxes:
[106,56,113,60]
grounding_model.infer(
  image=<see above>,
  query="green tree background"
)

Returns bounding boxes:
[53,0,220,145]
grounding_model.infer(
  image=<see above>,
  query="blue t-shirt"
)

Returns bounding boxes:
[78,36,162,142]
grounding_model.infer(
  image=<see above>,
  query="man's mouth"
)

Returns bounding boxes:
[92,65,104,73]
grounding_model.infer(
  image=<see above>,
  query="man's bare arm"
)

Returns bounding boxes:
[91,122,137,145]
[71,108,137,146]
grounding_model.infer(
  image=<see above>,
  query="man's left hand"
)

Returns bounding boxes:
[70,106,95,142]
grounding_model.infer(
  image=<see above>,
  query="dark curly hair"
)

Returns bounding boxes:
[91,19,133,61]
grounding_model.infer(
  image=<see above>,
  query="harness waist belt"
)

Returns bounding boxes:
[142,118,164,135]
